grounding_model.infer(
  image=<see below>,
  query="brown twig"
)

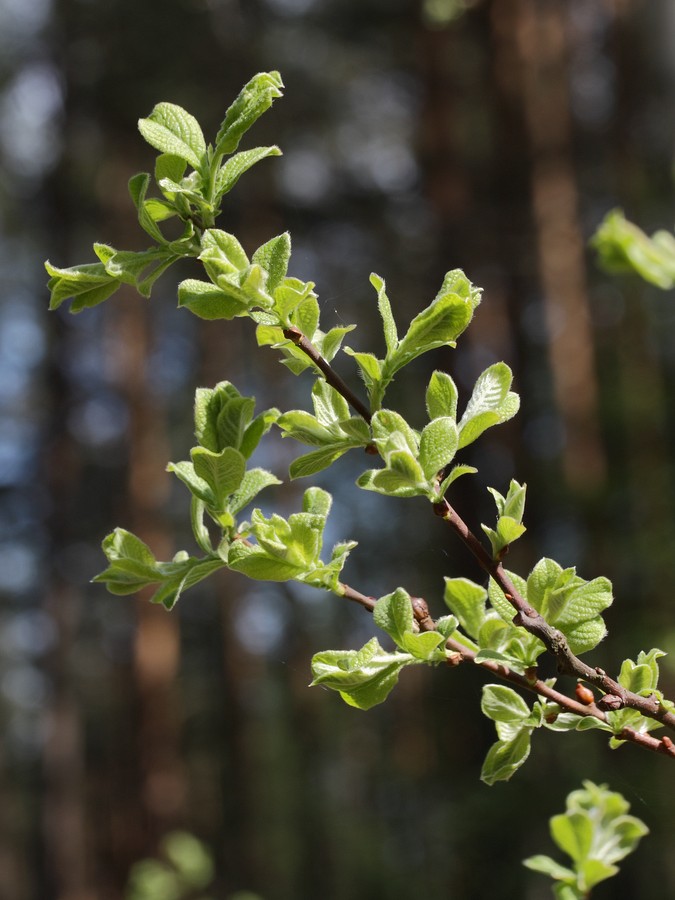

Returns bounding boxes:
[283,326,372,423]
[288,327,675,739]
[337,581,675,760]
[433,498,675,733]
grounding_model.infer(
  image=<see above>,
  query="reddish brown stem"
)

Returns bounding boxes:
[283,326,372,423]
[287,328,675,737]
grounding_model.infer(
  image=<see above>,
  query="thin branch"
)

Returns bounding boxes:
[283,326,372,423]
[339,582,376,613]
[433,498,675,733]
[285,327,675,736]
[337,581,675,760]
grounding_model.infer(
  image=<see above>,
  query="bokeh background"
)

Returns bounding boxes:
[2,0,675,897]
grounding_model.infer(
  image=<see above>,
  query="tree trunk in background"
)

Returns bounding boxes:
[111,294,187,839]
[508,0,606,489]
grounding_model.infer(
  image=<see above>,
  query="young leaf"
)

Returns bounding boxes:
[214,71,284,157]
[310,637,413,710]
[178,279,250,320]
[215,146,282,200]
[392,288,475,370]
[226,541,307,582]
[373,587,415,647]
[138,102,207,171]
[480,729,531,785]
[481,684,531,726]
[252,232,291,296]
[191,446,246,509]
[443,577,487,639]
[45,260,122,312]
[128,172,170,244]
[418,416,459,480]
[425,370,458,421]
[289,445,356,479]
[458,363,519,448]
[229,468,281,515]
[155,152,187,187]
[370,273,398,355]
[592,208,675,289]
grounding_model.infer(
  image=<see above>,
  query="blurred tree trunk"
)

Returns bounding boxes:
[504,0,606,488]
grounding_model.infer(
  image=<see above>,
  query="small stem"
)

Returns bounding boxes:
[339,583,376,613]
[336,581,674,760]
[283,326,372,423]
[283,325,675,736]
[434,498,675,733]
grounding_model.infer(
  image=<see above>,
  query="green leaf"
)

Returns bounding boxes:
[151,555,225,610]
[373,587,414,646]
[343,348,383,399]
[252,232,291,296]
[392,288,475,370]
[95,244,177,297]
[155,152,187,187]
[289,444,355,479]
[190,497,213,554]
[458,363,519,448]
[311,379,351,425]
[435,268,482,309]
[592,208,675,289]
[94,529,224,608]
[359,451,427,498]
[94,528,159,593]
[580,859,619,891]
[303,486,332,517]
[550,812,593,863]
[310,637,413,710]
[226,541,305,581]
[45,260,121,312]
[481,684,530,724]
[138,102,207,171]
[418,416,459,479]
[619,648,666,693]
[276,410,336,446]
[370,272,398,355]
[425,370,458,421]
[128,172,169,243]
[229,468,281,514]
[215,146,282,200]
[438,464,478,496]
[481,516,527,558]
[215,71,284,156]
[480,729,531,785]
[371,409,419,457]
[488,570,528,624]
[200,228,250,274]
[443,577,487,639]
[318,324,357,363]
[240,407,280,459]
[191,446,246,508]
[523,855,576,882]
[167,460,213,505]
[178,278,249,319]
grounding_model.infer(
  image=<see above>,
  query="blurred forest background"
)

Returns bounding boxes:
[1,0,675,897]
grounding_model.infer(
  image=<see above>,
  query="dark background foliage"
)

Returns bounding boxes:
[1,0,675,897]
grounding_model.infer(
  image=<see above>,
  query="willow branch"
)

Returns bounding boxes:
[336,583,675,760]
[285,328,675,735]
[283,326,372,423]
[433,498,675,733]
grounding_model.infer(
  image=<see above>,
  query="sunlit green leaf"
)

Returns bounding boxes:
[138,102,207,170]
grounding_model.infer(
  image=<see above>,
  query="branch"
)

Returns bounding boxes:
[282,326,372,423]
[285,328,675,736]
[338,584,675,760]
[433,498,675,733]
